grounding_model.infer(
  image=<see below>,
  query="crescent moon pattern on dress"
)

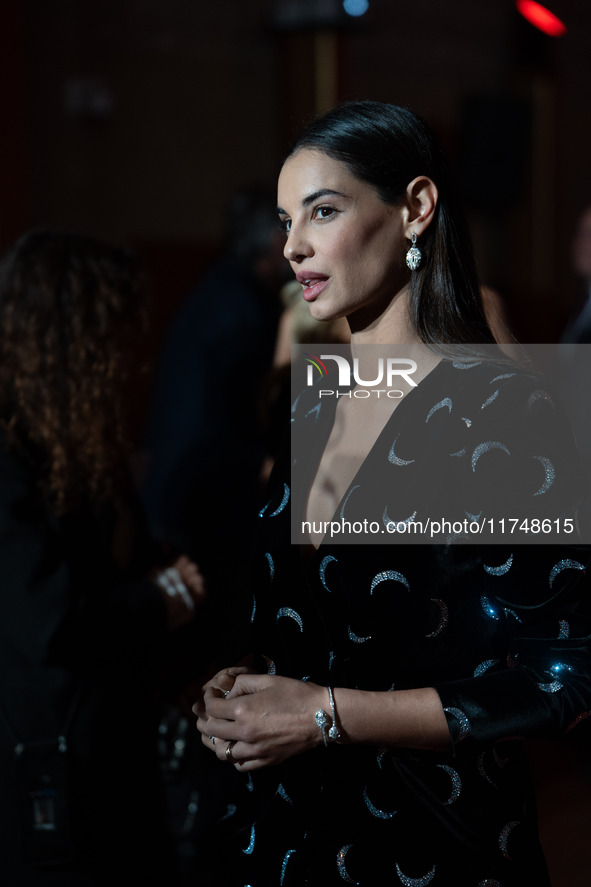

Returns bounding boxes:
[426,397,452,423]
[453,360,481,369]
[549,559,585,589]
[537,680,564,693]
[305,402,322,421]
[426,598,449,638]
[477,751,500,788]
[265,552,274,582]
[443,707,471,742]
[481,596,499,620]
[348,626,372,643]
[395,863,436,886]
[370,570,410,594]
[528,389,554,410]
[263,655,276,675]
[383,506,417,529]
[336,845,358,885]
[436,764,462,805]
[246,773,254,792]
[471,441,511,471]
[376,746,388,769]
[258,499,271,517]
[319,555,338,592]
[481,389,499,410]
[499,821,520,859]
[340,484,361,520]
[558,619,570,638]
[491,373,517,384]
[474,659,501,677]
[280,849,296,885]
[363,786,397,819]
[269,483,290,517]
[250,596,256,623]
[476,880,503,887]
[450,448,467,457]
[462,417,472,427]
[532,455,555,496]
[484,554,513,576]
[276,607,304,632]
[242,824,255,855]
[388,433,416,466]
[276,784,293,805]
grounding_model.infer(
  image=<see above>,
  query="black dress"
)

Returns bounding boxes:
[236,357,591,887]
[0,434,180,887]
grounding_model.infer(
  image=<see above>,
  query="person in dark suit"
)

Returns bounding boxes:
[0,229,206,886]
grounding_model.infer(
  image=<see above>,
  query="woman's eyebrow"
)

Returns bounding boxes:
[276,188,347,215]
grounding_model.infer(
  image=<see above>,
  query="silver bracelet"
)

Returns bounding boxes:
[327,687,342,742]
[314,686,341,746]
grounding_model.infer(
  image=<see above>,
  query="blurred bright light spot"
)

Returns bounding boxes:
[343,0,369,17]
[516,0,567,37]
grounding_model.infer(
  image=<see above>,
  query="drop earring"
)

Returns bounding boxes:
[405,232,422,271]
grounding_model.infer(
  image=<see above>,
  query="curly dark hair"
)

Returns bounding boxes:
[0,228,147,514]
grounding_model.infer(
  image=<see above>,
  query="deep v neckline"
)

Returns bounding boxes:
[301,357,449,551]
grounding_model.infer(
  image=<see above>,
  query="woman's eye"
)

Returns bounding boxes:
[278,218,291,233]
[314,205,335,221]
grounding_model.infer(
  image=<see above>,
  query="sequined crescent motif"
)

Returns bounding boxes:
[263,655,276,675]
[276,607,304,632]
[242,824,255,855]
[532,455,555,496]
[276,783,293,805]
[528,388,554,409]
[473,658,500,677]
[537,680,563,693]
[558,619,570,638]
[265,552,275,581]
[436,764,462,805]
[340,484,360,519]
[471,441,510,471]
[476,881,503,887]
[383,506,417,529]
[426,397,452,423]
[370,570,410,594]
[549,558,585,589]
[348,626,371,643]
[395,863,436,886]
[426,598,448,638]
[269,483,290,517]
[499,821,520,859]
[480,596,499,620]
[388,432,415,465]
[250,596,256,623]
[280,849,296,885]
[480,389,499,410]
[319,555,338,592]
[336,845,358,885]
[363,786,397,819]
[443,707,471,742]
[483,554,513,576]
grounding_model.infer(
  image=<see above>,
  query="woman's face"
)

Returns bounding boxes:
[277,149,409,326]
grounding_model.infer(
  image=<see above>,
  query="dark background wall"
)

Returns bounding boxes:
[4,1,591,344]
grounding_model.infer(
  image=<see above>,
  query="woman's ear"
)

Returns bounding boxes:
[402,176,438,239]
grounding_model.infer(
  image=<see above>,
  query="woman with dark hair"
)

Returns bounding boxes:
[0,229,205,886]
[195,101,591,886]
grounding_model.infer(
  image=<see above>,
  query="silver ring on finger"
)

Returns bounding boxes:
[225,740,237,763]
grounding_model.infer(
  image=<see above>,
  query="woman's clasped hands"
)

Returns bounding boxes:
[193,667,329,770]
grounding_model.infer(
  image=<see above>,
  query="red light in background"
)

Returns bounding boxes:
[516,1,567,37]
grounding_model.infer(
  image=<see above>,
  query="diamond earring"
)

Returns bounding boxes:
[405,232,422,271]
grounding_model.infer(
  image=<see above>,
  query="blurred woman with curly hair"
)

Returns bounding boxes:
[0,228,205,886]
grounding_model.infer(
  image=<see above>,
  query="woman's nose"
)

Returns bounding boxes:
[284,226,313,263]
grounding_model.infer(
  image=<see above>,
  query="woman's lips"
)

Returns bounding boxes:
[297,274,330,302]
